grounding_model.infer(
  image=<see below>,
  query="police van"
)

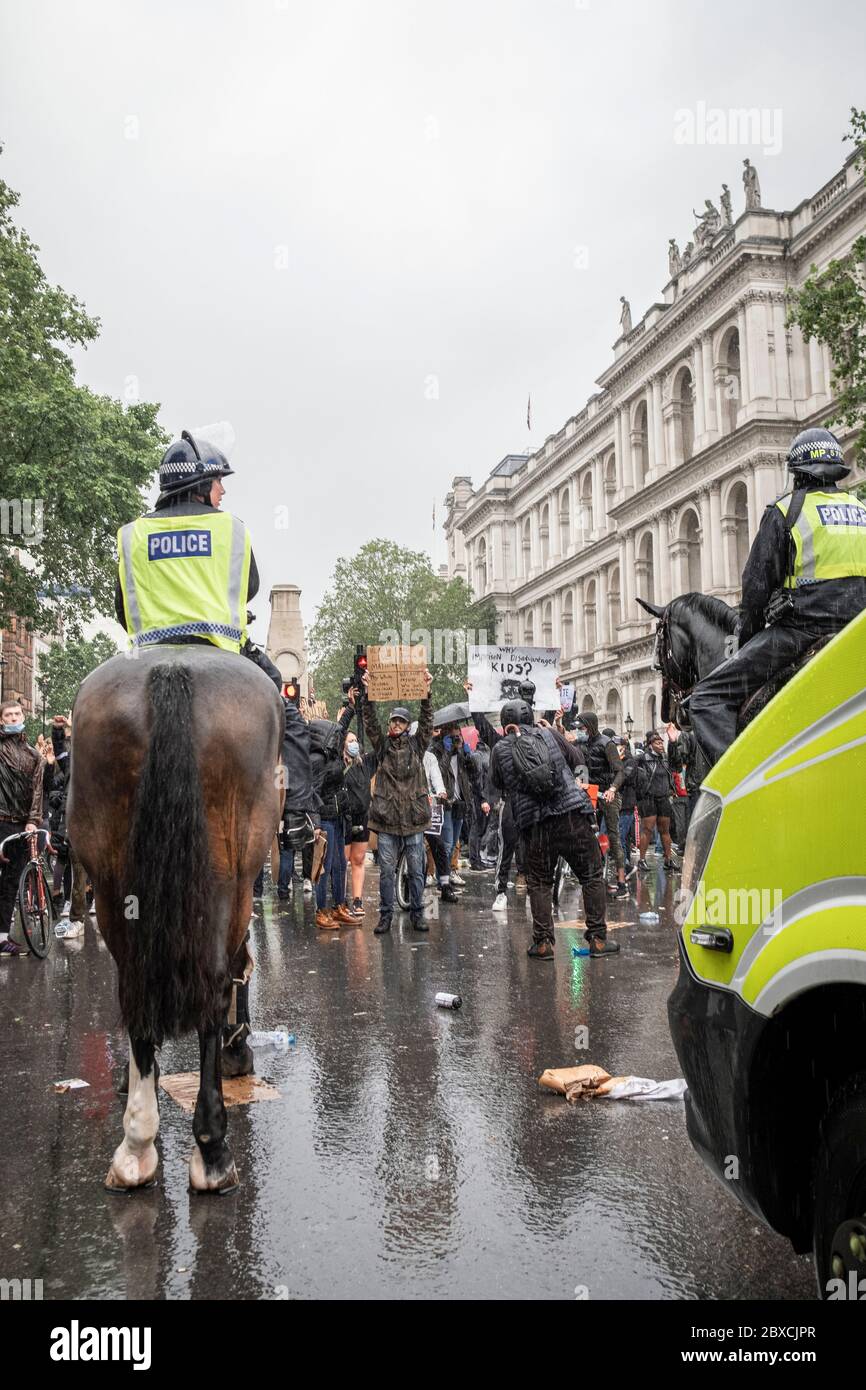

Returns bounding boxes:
[668,608,866,1297]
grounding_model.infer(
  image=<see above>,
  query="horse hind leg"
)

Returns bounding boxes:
[105,1037,160,1192]
[222,935,255,1080]
[189,1025,239,1194]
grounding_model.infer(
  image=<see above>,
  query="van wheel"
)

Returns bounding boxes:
[812,1073,866,1298]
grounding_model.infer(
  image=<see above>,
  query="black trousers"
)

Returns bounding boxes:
[689,620,831,767]
[495,800,523,893]
[0,820,28,936]
[523,808,607,946]
[468,796,489,866]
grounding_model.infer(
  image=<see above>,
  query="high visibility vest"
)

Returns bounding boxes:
[775,489,866,589]
[117,511,251,652]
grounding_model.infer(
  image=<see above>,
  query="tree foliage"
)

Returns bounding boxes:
[308,538,498,716]
[36,630,119,720]
[788,108,866,492]
[0,149,167,637]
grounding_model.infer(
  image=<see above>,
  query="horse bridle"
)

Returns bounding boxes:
[652,608,694,727]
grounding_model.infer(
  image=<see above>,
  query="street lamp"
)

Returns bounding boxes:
[625,711,634,739]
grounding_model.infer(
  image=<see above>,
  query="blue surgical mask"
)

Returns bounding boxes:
[443,735,454,752]
[574,730,589,744]
[2,722,24,735]
[346,742,360,759]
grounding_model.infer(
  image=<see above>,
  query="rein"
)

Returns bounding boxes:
[653,607,694,726]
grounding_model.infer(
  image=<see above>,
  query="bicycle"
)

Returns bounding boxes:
[0,828,55,959]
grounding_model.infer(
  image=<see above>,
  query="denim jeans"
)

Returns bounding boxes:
[277,843,294,892]
[316,818,346,910]
[440,809,454,863]
[619,811,635,858]
[377,831,425,917]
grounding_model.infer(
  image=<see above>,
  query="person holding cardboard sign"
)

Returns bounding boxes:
[360,665,434,935]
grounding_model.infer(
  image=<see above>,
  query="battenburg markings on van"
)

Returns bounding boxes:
[147,530,212,560]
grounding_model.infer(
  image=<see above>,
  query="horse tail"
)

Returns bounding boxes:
[120,663,220,1045]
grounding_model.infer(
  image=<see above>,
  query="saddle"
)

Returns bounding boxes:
[736,635,832,730]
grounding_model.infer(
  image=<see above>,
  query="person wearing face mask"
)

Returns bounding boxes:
[340,686,378,918]
[427,723,460,880]
[0,699,43,956]
[574,711,629,899]
[361,666,434,935]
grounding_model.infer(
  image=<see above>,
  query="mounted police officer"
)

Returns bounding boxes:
[690,427,866,766]
[115,429,262,659]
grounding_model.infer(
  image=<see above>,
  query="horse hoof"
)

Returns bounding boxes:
[221,1041,255,1079]
[188,1147,239,1195]
[104,1142,159,1192]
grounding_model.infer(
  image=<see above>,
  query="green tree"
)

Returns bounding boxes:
[308,539,497,716]
[36,631,119,721]
[0,149,167,637]
[788,108,866,494]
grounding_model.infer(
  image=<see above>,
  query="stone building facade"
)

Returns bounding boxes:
[444,151,866,734]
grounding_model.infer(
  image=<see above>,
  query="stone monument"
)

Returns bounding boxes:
[265,583,309,696]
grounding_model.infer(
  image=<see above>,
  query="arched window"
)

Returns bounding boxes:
[679,508,702,591]
[580,471,593,540]
[581,693,596,713]
[672,366,695,463]
[718,327,741,434]
[521,517,531,577]
[632,400,649,488]
[475,537,487,593]
[645,689,658,737]
[559,489,571,555]
[605,688,622,732]
[723,480,750,587]
[637,530,655,607]
[523,609,535,645]
[541,600,553,647]
[604,453,617,509]
[562,591,574,656]
[608,564,622,634]
[540,504,550,566]
[584,578,597,650]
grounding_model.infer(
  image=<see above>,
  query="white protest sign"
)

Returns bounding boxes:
[467,646,560,713]
[559,682,575,711]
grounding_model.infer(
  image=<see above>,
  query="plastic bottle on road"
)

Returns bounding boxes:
[247,1030,295,1049]
[639,911,660,924]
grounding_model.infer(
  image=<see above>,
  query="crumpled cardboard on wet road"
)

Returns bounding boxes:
[539,1064,686,1103]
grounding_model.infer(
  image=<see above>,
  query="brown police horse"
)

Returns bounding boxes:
[68,646,283,1193]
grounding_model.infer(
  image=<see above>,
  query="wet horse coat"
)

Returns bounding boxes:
[68,645,283,1192]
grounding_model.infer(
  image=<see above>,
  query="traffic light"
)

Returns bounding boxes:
[353,645,368,689]
[283,680,300,704]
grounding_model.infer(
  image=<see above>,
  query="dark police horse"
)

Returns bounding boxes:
[637,592,828,745]
[68,646,283,1193]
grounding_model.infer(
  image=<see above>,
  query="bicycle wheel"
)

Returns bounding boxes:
[18,861,54,958]
[395,851,410,910]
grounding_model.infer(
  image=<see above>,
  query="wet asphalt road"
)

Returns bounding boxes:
[0,859,816,1301]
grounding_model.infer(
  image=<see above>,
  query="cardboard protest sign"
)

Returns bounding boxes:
[559,682,575,711]
[467,646,560,712]
[366,644,428,701]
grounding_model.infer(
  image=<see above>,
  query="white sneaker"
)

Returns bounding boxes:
[451,872,465,886]
[492,893,508,911]
[425,875,435,887]
[303,878,313,896]
[88,902,97,916]
[56,919,84,940]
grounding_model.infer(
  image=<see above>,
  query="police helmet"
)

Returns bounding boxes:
[785,427,849,483]
[500,699,534,729]
[158,430,235,499]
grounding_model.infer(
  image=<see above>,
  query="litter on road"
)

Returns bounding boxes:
[539,1064,686,1103]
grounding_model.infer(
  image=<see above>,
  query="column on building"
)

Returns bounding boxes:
[529,506,540,574]
[592,456,604,534]
[656,514,672,604]
[744,292,772,403]
[736,300,751,410]
[597,568,609,647]
[575,578,587,655]
[692,338,707,442]
[772,294,792,404]
[788,322,808,401]
[650,374,665,474]
[708,483,723,590]
[619,405,634,494]
[822,343,834,400]
[808,334,825,400]
[620,530,636,625]
[753,456,780,514]
[697,488,713,591]
[552,589,562,656]
[701,330,718,438]
[745,470,759,545]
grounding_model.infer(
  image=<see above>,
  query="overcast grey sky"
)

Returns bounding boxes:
[2,0,863,644]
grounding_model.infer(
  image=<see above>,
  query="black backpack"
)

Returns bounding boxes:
[511,727,559,802]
